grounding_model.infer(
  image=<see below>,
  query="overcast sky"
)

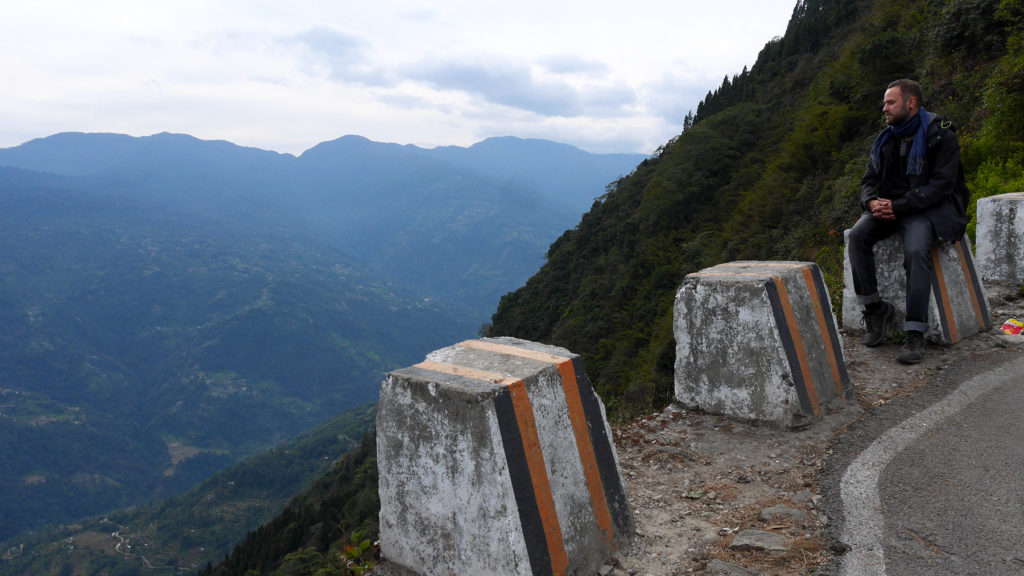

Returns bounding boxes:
[1,1,796,155]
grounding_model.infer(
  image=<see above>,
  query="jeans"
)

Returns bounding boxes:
[848,211,935,334]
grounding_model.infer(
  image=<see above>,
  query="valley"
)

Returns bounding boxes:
[0,135,642,556]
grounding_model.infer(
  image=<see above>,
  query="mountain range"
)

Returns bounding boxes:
[0,134,644,543]
[1,133,644,316]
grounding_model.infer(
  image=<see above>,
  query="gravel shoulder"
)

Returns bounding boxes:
[608,292,1024,576]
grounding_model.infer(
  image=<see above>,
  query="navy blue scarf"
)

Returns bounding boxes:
[869,107,930,175]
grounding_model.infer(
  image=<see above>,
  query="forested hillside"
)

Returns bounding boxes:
[197,433,379,576]
[0,168,473,542]
[0,405,376,576]
[488,0,1024,420]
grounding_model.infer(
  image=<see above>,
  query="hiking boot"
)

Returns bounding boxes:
[897,330,926,365]
[861,301,894,347]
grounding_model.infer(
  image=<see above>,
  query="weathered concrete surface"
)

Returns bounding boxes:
[377,337,633,576]
[842,232,992,344]
[674,261,852,428]
[976,192,1024,289]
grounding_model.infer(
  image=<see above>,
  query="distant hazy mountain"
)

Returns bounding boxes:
[415,136,643,213]
[0,132,642,542]
[0,132,644,315]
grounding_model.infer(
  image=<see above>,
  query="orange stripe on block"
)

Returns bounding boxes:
[458,339,569,365]
[801,266,844,397]
[772,277,821,417]
[955,240,986,330]
[507,380,569,576]
[717,262,807,269]
[550,359,613,549]
[457,340,615,549]
[689,271,780,279]
[931,248,959,343]
[413,360,516,386]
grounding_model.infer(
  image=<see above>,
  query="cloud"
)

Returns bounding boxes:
[581,84,637,114]
[395,7,439,23]
[0,0,798,155]
[408,56,583,117]
[538,54,609,76]
[643,73,720,125]
[283,26,392,86]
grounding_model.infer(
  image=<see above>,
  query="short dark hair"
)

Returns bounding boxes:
[888,79,924,105]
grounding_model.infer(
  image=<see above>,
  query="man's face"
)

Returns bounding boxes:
[882,86,914,126]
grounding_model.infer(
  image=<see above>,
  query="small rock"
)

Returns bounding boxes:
[701,531,722,545]
[792,489,816,505]
[729,529,788,552]
[705,559,757,575]
[758,504,807,524]
[999,334,1024,346]
[830,540,852,554]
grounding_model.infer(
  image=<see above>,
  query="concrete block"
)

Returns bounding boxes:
[674,261,852,428]
[377,337,633,576]
[976,192,1024,289]
[842,233,992,344]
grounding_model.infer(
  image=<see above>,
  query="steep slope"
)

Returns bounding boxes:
[198,432,380,576]
[488,0,1024,419]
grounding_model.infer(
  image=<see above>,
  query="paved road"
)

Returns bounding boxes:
[823,349,1024,575]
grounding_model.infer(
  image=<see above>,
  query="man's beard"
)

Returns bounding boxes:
[886,107,910,126]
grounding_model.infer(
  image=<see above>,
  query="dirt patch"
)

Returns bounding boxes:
[164,441,211,476]
[609,293,1024,575]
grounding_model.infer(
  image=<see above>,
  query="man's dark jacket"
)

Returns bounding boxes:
[860,111,970,242]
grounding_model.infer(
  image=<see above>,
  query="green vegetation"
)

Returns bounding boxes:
[197,432,380,576]
[0,405,376,576]
[488,0,1024,420]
